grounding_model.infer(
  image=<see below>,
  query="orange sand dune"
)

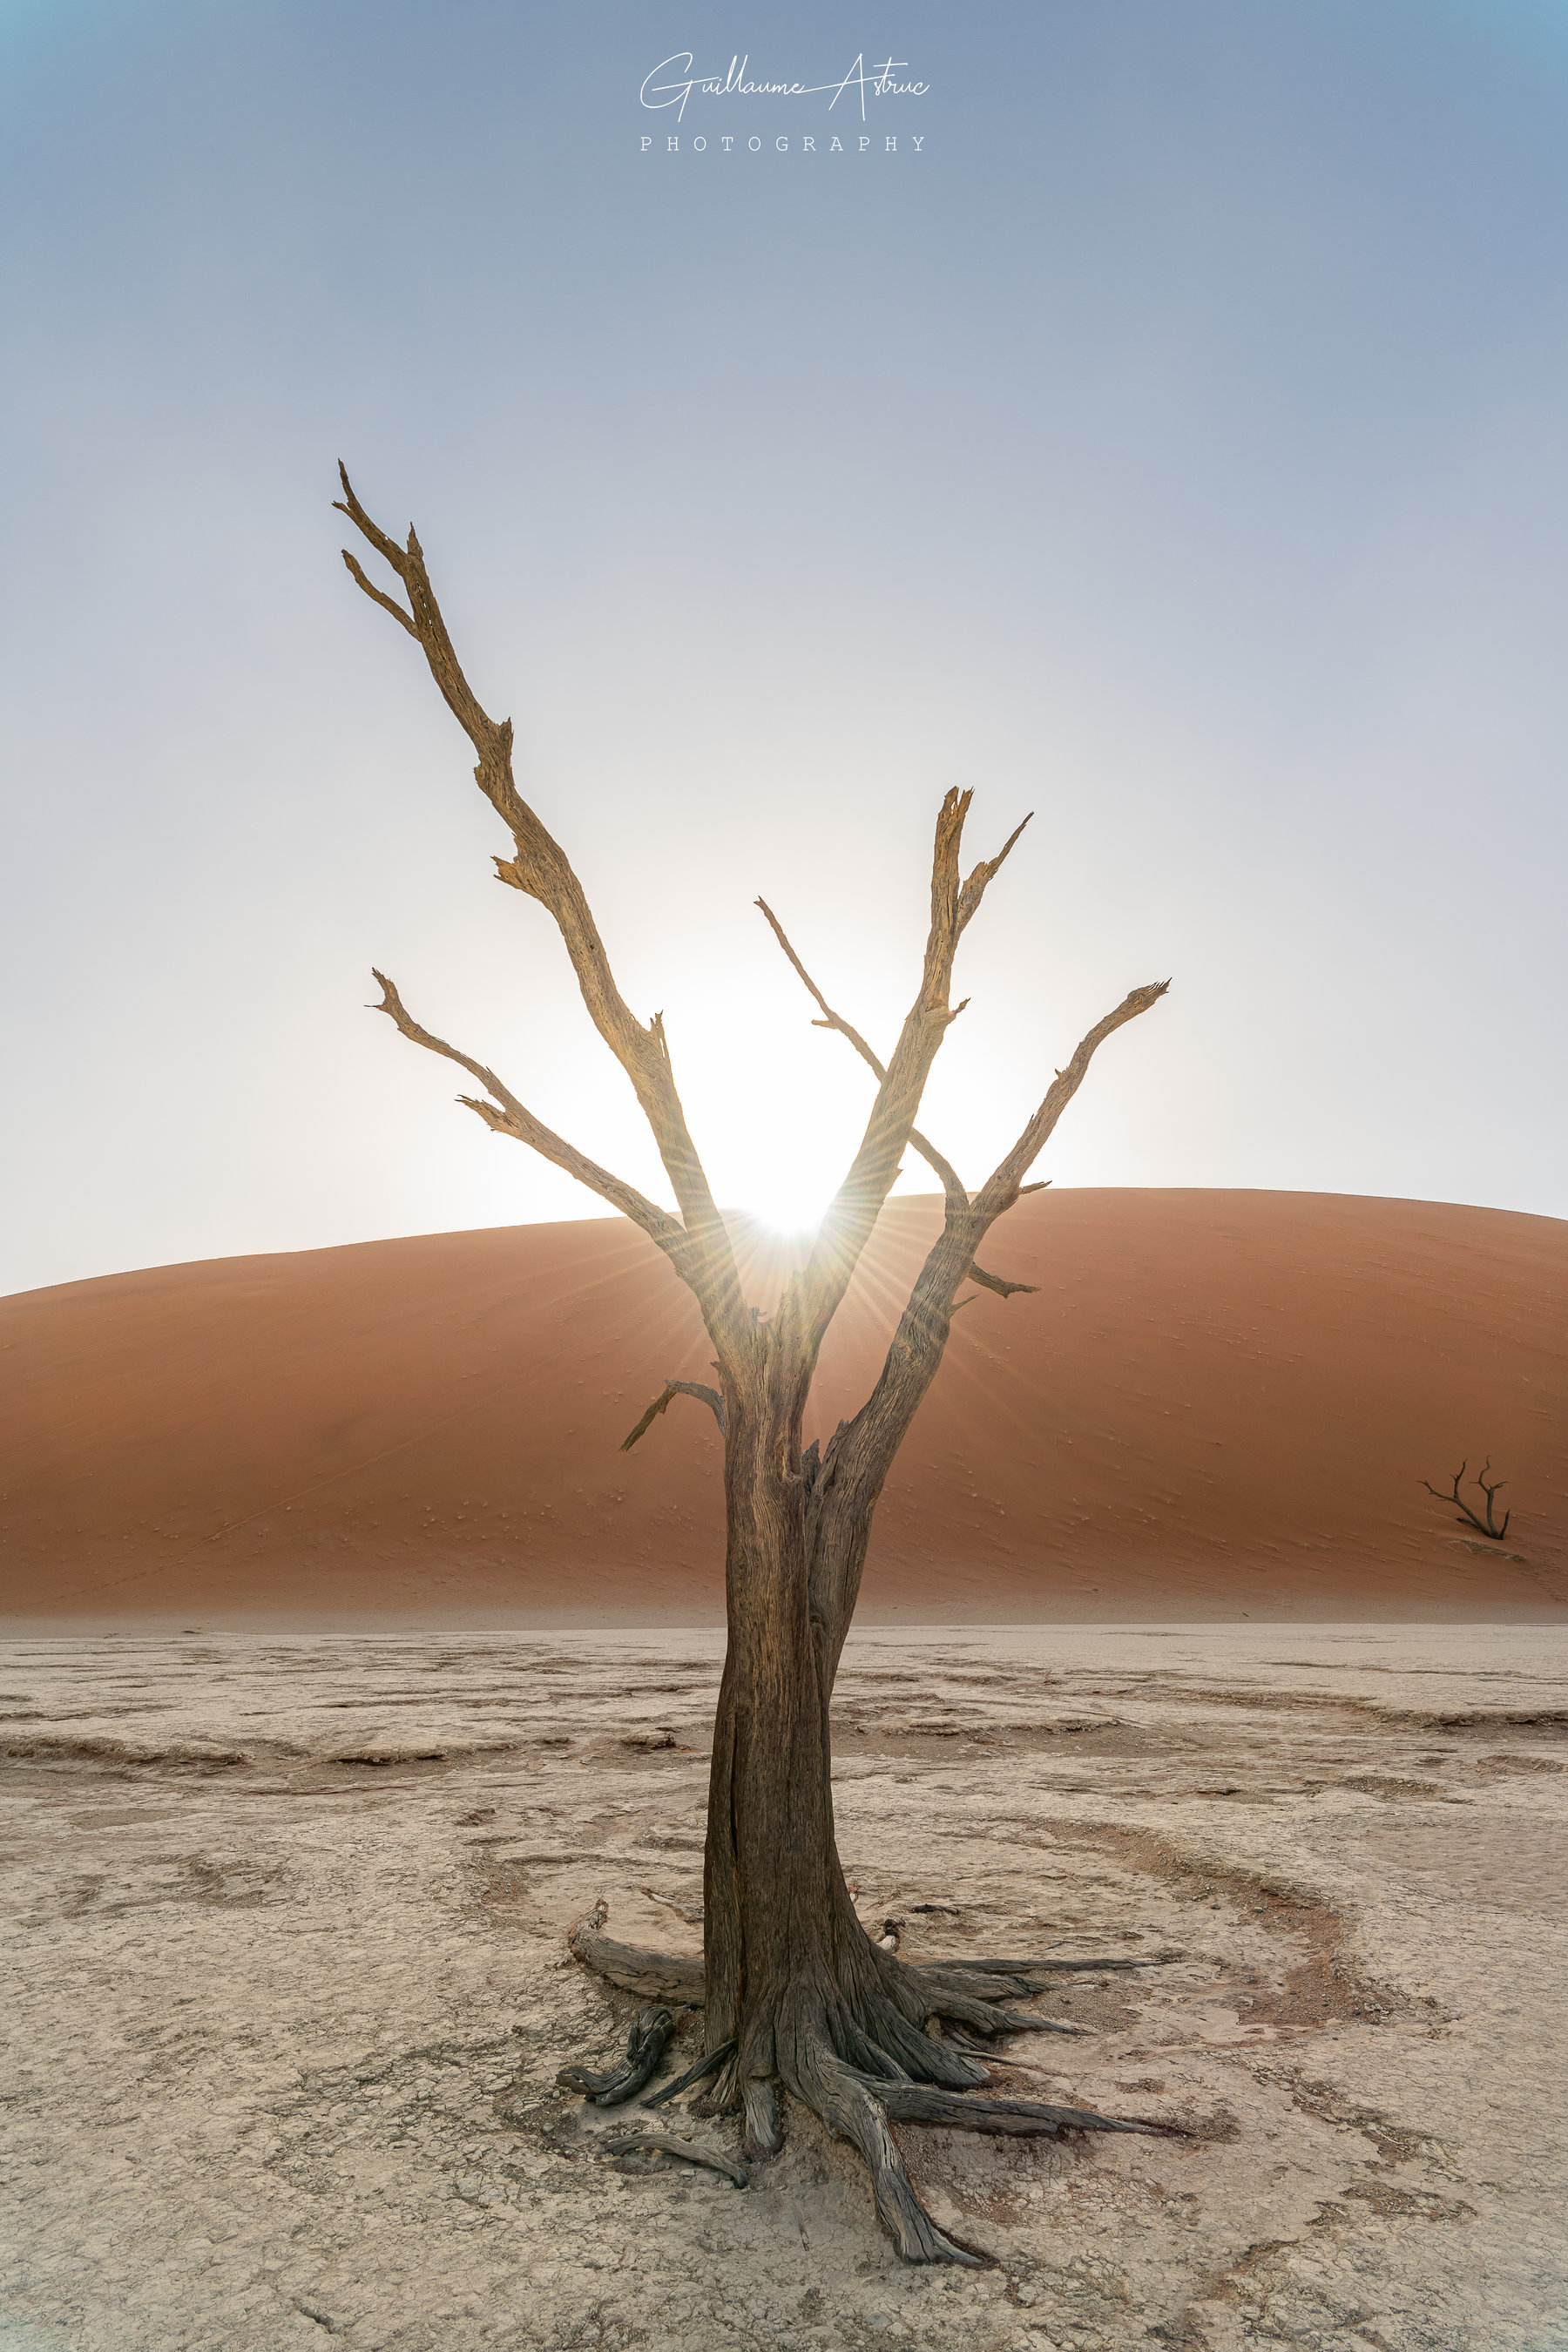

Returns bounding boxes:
[3,1192,1565,1627]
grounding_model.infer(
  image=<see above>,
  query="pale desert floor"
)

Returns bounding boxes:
[3,1625,1565,2352]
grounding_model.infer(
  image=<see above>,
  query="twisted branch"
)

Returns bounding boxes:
[338,464,745,1347]
[621,1380,727,1451]
[795,791,1031,1349]
[1421,1458,1511,1540]
[368,971,706,1284]
[807,977,1169,1665]
[754,896,1038,1299]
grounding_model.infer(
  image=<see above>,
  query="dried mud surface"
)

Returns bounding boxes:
[3,1625,1565,2352]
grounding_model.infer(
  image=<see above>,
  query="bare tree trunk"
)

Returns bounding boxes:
[696,1345,1054,2257]
[701,1384,828,2112]
[700,1511,936,2242]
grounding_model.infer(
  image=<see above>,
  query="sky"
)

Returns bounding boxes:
[2,0,1565,1298]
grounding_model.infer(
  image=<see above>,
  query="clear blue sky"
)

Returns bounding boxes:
[3,0,1565,1294]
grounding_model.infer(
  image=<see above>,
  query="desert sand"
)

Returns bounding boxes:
[2,1190,1564,1629]
[2,1623,1565,2350]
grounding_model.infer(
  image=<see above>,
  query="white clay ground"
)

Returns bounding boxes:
[2,1625,1565,2352]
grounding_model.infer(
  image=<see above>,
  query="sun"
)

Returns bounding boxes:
[740,1179,831,1244]
[727,1140,839,1244]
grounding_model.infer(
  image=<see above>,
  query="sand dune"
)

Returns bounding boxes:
[3,1190,1564,1625]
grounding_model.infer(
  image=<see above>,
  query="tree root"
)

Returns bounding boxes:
[872,2083,1183,2136]
[910,1952,1181,1977]
[742,2076,782,2159]
[784,2050,1181,2262]
[640,2038,735,2109]
[556,2004,676,2105]
[946,2034,1072,2078]
[564,1906,1188,2264]
[601,2130,748,2187]
[916,1986,1080,2038]
[568,1904,704,2004]
[804,2054,989,2266]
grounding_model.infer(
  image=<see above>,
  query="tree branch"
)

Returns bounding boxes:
[754,889,1037,1301]
[797,789,1027,1347]
[369,970,703,1286]
[620,1381,727,1451]
[341,550,418,638]
[956,814,1031,938]
[754,896,967,1213]
[1420,1459,1511,1540]
[338,464,745,1348]
[963,1261,1040,1300]
[806,978,1169,1666]
[972,980,1170,1220]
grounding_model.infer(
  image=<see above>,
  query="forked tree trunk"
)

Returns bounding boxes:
[333,462,1177,2264]
[695,1319,1055,2259]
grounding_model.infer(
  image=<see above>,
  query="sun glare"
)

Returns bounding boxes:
[728,1143,840,1244]
[741,1182,831,1244]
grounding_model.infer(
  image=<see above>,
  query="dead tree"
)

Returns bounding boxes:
[1421,1459,1511,1540]
[336,466,1172,2262]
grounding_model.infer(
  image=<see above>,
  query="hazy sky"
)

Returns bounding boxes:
[3,0,1565,1297]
